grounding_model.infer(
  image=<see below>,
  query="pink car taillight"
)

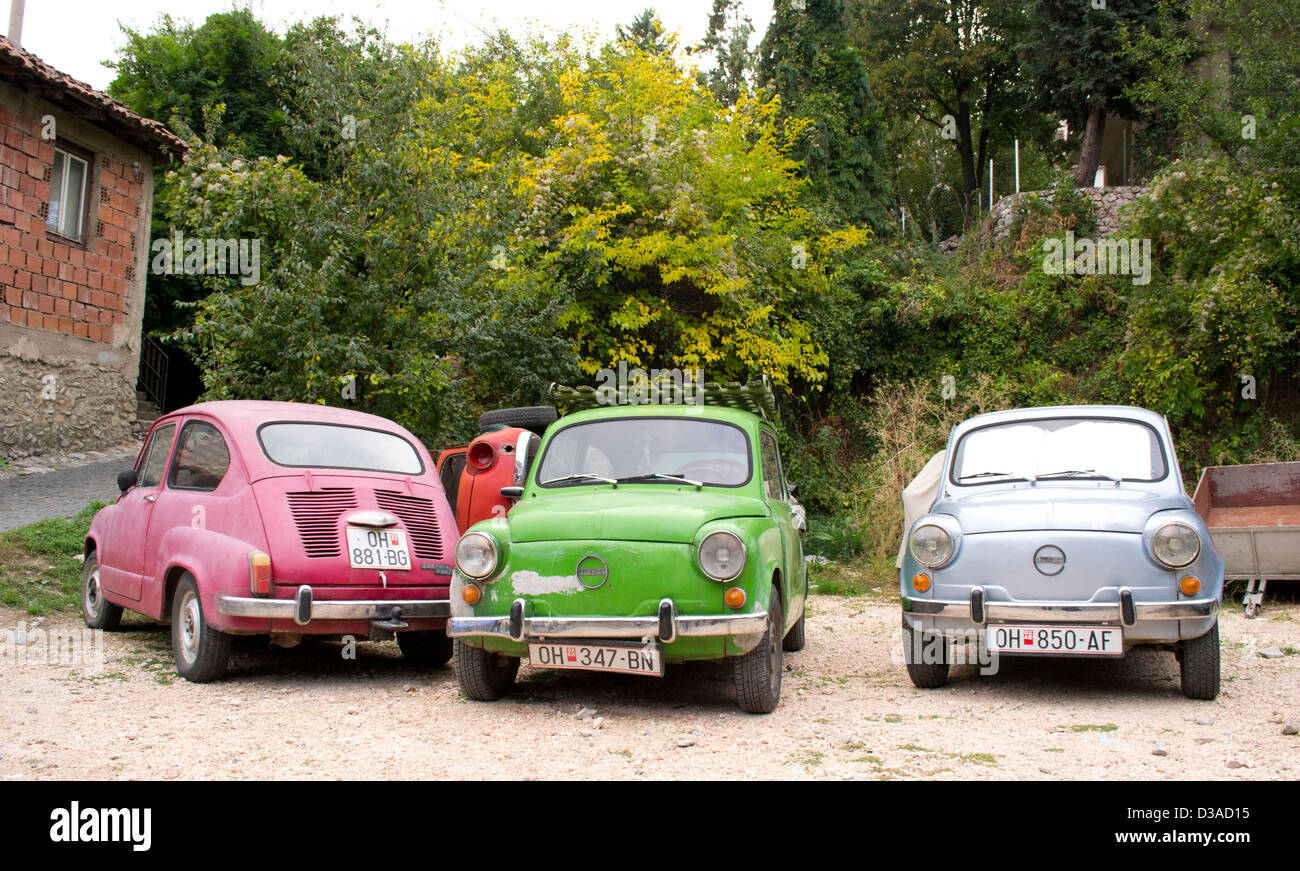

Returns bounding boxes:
[249,551,272,596]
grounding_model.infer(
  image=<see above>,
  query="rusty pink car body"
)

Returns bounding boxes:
[83,400,458,681]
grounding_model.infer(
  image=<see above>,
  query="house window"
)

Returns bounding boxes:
[46,148,89,241]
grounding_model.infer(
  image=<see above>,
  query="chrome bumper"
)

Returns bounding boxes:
[903,586,1219,625]
[219,585,450,626]
[447,597,767,643]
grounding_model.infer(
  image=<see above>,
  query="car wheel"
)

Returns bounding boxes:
[1179,620,1221,700]
[397,629,453,668]
[477,405,557,434]
[733,584,784,714]
[902,621,950,688]
[453,639,519,700]
[782,606,806,652]
[171,573,231,683]
[81,551,122,631]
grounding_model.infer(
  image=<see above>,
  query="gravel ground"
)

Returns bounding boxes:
[1,595,1295,780]
[0,443,140,532]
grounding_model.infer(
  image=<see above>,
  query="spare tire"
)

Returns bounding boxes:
[478,405,558,434]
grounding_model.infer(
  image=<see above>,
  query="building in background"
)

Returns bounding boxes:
[0,33,183,457]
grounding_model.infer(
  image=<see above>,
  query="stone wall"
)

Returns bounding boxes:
[988,185,1145,240]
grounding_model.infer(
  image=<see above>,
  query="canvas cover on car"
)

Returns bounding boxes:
[896,450,946,568]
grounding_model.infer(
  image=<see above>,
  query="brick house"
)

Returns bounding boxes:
[0,35,183,457]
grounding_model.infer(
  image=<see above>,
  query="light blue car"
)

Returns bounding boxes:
[899,405,1224,699]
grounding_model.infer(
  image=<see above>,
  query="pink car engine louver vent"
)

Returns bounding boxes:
[286,488,359,558]
[373,490,443,560]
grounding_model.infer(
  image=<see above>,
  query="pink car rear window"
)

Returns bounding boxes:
[258,422,423,475]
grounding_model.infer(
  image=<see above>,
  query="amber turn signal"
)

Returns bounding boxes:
[248,551,272,596]
[724,586,746,609]
[462,584,482,605]
[1180,575,1201,596]
[912,573,931,593]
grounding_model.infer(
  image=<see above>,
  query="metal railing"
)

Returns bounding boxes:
[136,334,169,412]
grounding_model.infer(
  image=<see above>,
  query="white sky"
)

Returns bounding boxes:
[10,0,774,93]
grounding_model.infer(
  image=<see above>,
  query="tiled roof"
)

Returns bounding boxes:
[0,35,185,161]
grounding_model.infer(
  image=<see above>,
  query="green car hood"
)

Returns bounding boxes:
[506,487,768,544]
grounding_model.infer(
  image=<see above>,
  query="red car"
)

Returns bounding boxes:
[83,400,458,681]
[436,406,554,530]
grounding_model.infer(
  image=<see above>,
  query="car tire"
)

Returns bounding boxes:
[397,629,454,668]
[477,405,558,434]
[81,551,122,631]
[902,621,951,688]
[1179,620,1221,700]
[782,606,806,652]
[453,639,519,700]
[733,584,784,714]
[171,573,231,683]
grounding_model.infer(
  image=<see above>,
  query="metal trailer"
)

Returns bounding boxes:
[1192,461,1300,617]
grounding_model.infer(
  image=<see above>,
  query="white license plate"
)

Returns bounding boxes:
[528,641,664,676]
[346,527,410,570]
[985,624,1123,657]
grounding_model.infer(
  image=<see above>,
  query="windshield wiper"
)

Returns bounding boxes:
[618,473,703,489]
[540,473,618,487]
[957,471,1020,481]
[1035,469,1121,482]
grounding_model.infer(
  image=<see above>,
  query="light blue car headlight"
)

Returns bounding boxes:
[910,524,953,568]
[1152,522,1200,568]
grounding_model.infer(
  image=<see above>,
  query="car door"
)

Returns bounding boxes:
[760,429,804,622]
[100,420,178,601]
[145,417,237,586]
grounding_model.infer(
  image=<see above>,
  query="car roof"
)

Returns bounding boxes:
[153,400,433,479]
[551,402,767,431]
[950,404,1168,438]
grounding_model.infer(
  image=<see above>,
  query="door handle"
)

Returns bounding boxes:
[143,494,157,503]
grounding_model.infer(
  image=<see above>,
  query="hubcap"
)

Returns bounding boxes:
[179,590,201,664]
[84,568,101,618]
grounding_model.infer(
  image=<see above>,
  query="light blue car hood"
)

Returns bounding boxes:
[933,486,1190,534]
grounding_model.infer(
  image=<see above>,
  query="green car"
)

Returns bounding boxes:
[446,390,807,713]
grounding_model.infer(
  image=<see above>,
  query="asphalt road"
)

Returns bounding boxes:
[0,459,125,531]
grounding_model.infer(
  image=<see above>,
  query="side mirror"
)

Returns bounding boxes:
[117,469,138,493]
[500,486,524,500]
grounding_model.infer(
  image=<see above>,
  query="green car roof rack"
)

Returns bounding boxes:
[549,375,777,422]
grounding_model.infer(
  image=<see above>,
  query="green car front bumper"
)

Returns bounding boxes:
[448,597,767,643]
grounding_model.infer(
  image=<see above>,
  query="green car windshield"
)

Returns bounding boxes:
[536,417,752,487]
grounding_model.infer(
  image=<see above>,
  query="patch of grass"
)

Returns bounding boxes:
[1067,723,1118,733]
[0,501,104,615]
[808,558,895,599]
[608,749,633,759]
[1043,748,1065,752]
[850,755,883,764]
[898,743,931,752]
[884,714,903,723]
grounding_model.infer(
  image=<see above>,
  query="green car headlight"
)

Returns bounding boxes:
[909,524,953,568]
[455,531,499,579]
[698,531,746,581]
[1152,522,1200,568]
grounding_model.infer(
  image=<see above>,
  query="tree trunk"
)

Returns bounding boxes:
[1074,105,1108,187]
[956,105,978,228]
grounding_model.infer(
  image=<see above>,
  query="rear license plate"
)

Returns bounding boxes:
[346,527,410,570]
[985,624,1122,656]
[528,641,664,677]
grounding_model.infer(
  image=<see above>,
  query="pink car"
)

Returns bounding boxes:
[83,400,457,681]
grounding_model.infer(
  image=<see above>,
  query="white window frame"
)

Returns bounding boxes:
[46,147,89,242]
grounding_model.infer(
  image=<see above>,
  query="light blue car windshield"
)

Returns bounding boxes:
[951,418,1168,485]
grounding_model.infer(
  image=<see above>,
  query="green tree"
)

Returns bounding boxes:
[1018,0,1165,187]
[851,0,1029,224]
[690,0,756,106]
[616,9,676,56]
[107,9,288,157]
[758,0,892,230]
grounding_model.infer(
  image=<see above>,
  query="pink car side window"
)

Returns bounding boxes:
[137,423,176,488]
